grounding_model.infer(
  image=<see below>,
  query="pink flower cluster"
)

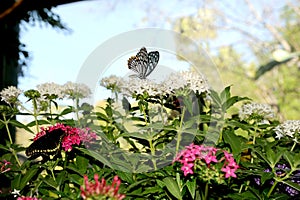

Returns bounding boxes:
[81,174,125,200]
[17,197,41,200]
[174,144,239,178]
[33,123,97,152]
[0,160,11,174]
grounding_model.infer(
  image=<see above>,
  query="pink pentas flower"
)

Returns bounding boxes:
[31,123,97,153]
[221,166,237,178]
[174,143,239,180]
[203,153,218,165]
[0,160,11,173]
[17,197,41,200]
[181,163,194,176]
[81,174,125,200]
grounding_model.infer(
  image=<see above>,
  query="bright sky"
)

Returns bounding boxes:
[18,1,203,103]
[18,0,285,101]
[18,1,197,89]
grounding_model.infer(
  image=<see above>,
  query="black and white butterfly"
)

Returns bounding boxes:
[127,47,159,79]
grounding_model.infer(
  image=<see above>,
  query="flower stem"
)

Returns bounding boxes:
[2,114,12,144]
[267,180,278,197]
[2,114,21,166]
[176,106,186,154]
[204,182,209,200]
[32,98,40,133]
[290,142,297,152]
[148,138,157,170]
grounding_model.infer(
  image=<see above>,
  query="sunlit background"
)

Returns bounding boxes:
[18,0,299,119]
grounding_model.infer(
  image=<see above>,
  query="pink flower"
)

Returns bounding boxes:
[203,153,218,165]
[221,166,237,178]
[174,143,239,180]
[17,197,41,200]
[80,174,125,200]
[181,162,194,176]
[31,124,97,153]
[0,160,11,173]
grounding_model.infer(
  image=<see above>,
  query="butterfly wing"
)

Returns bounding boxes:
[26,129,66,158]
[128,47,149,79]
[145,51,159,77]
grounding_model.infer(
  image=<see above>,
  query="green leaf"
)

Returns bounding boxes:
[186,178,196,199]
[26,120,49,127]
[223,96,250,111]
[284,151,300,168]
[265,147,282,167]
[209,89,222,108]
[75,155,89,174]
[156,179,165,188]
[223,129,244,156]
[163,177,182,200]
[19,166,40,189]
[77,148,113,168]
[281,180,300,192]
[43,177,59,189]
[220,85,231,102]
[59,107,73,116]
[9,120,33,133]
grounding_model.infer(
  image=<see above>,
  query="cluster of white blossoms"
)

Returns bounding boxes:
[121,78,161,97]
[100,75,123,92]
[0,82,91,106]
[63,81,91,99]
[0,86,23,105]
[274,120,300,142]
[37,82,65,99]
[100,71,210,97]
[238,103,275,121]
[161,71,210,95]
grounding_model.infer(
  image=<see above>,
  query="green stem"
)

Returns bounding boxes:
[2,114,21,166]
[204,182,209,200]
[176,106,186,154]
[148,138,157,170]
[290,142,297,152]
[32,98,40,133]
[74,98,81,126]
[2,114,12,144]
[267,180,278,197]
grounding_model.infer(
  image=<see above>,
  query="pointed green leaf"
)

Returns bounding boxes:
[163,177,182,200]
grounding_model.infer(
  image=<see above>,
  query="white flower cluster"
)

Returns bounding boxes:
[0,86,22,105]
[100,70,210,97]
[238,103,275,121]
[100,75,123,92]
[63,81,91,99]
[274,120,300,142]
[121,78,161,97]
[37,82,65,99]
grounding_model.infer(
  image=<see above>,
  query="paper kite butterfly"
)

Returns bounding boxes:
[127,47,159,79]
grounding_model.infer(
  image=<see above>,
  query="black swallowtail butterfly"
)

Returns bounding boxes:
[25,129,66,159]
[128,47,159,79]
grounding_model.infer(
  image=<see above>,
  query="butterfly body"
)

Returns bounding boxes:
[26,129,66,159]
[128,47,159,79]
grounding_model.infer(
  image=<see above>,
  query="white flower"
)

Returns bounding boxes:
[100,75,123,91]
[274,120,300,142]
[121,78,162,97]
[0,86,22,104]
[239,103,275,121]
[62,82,91,99]
[36,82,64,99]
[161,71,210,95]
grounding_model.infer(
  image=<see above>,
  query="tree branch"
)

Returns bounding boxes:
[0,0,87,22]
[0,0,23,20]
[244,0,292,52]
